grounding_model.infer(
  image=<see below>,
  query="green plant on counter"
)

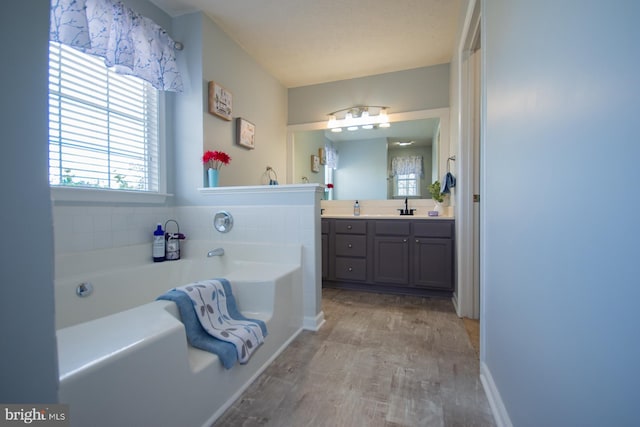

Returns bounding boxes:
[428,181,444,202]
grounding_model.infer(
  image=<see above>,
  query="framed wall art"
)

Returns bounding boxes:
[311,154,320,173]
[236,118,256,149]
[318,147,326,165]
[208,81,232,120]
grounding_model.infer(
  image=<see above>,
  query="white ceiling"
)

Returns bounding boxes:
[150,0,461,88]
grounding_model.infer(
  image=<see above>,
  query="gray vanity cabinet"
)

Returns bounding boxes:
[412,221,454,289]
[333,220,367,282]
[322,218,455,297]
[372,222,411,285]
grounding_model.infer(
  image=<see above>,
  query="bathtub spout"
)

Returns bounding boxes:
[207,248,225,257]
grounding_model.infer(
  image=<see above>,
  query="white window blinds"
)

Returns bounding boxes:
[48,41,159,191]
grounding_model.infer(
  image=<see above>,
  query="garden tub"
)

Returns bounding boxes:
[54,240,303,427]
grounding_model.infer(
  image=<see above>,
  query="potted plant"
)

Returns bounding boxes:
[428,181,445,213]
[202,150,231,187]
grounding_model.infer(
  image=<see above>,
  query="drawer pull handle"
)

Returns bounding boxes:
[403,239,407,243]
[347,244,353,248]
[347,225,352,229]
[348,267,353,272]
[415,239,420,243]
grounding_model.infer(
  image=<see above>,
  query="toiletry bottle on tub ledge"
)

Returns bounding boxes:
[354,200,360,216]
[153,223,165,262]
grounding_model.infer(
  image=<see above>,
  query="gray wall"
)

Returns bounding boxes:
[334,138,387,200]
[0,0,58,402]
[293,131,327,185]
[483,0,640,425]
[288,64,450,125]
[173,12,288,205]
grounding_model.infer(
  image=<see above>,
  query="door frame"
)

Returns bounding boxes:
[454,0,481,319]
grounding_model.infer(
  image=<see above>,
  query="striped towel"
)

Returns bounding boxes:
[176,279,265,364]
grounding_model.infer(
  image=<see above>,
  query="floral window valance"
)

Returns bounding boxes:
[391,155,423,177]
[50,0,183,92]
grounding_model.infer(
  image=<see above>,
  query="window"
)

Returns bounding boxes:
[48,41,159,192]
[395,173,420,197]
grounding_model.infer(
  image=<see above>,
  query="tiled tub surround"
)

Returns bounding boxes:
[55,241,302,427]
[52,204,315,254]
[52,184,325,332]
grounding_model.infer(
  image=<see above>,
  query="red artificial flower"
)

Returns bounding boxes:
[203,150,231,170]
[326,183,334,189]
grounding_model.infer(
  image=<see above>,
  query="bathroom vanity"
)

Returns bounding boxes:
[321,216,455,297]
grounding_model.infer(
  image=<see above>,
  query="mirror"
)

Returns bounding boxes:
[290,109,448,200]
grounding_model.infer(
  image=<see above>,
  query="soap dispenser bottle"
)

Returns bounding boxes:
[354,200,360,216]
[152,223,165,262]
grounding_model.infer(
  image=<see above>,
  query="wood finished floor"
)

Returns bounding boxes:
[212,288,495,427]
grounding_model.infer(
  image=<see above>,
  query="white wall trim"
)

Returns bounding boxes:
[480,362,513,427]
[51,186,173,204]
[453,0,480,319]
[451,292,460,315]
[198,183,322,195]
[303,311,326,331]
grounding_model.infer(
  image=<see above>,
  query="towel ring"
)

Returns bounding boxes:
[447,156,456,172]
[262,166,279,185]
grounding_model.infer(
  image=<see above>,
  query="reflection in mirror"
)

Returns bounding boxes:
[292,117,441,200]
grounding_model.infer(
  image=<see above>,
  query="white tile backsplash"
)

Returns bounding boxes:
[52,184,324,331]
[53,202,316,255]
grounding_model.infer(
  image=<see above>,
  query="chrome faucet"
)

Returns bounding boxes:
[207,248,225,257]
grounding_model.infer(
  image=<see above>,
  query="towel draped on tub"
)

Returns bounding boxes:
[157,278,267,369]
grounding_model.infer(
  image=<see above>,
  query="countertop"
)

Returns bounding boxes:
[321,214,454,220]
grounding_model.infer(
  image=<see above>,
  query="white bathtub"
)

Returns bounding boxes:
[55,241,303,427]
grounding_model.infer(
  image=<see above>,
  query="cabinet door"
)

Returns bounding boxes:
[412,238,453,290]
[373,236,409,285]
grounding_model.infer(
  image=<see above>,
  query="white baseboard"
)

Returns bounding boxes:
[303,311,325,331]
[452,292,460,317]
[480,362,513,427]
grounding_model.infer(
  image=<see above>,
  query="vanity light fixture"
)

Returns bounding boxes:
[326,106,390,132]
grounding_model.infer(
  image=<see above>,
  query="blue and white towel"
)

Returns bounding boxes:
[175,279,265,364]
[157,279,266,368]
[441,172,456,194]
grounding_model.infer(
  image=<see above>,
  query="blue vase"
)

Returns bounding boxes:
[207,168,218,187]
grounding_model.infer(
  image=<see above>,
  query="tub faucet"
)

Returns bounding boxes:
[207,248,225,257]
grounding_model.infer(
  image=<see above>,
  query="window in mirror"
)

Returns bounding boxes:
[394,173,420,198]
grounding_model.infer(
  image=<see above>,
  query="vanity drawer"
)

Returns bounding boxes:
[335,257,367,281]
[413,221,453,238]
[374,220,410,236]
[335,235,367,257]
[334,220,367,234]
